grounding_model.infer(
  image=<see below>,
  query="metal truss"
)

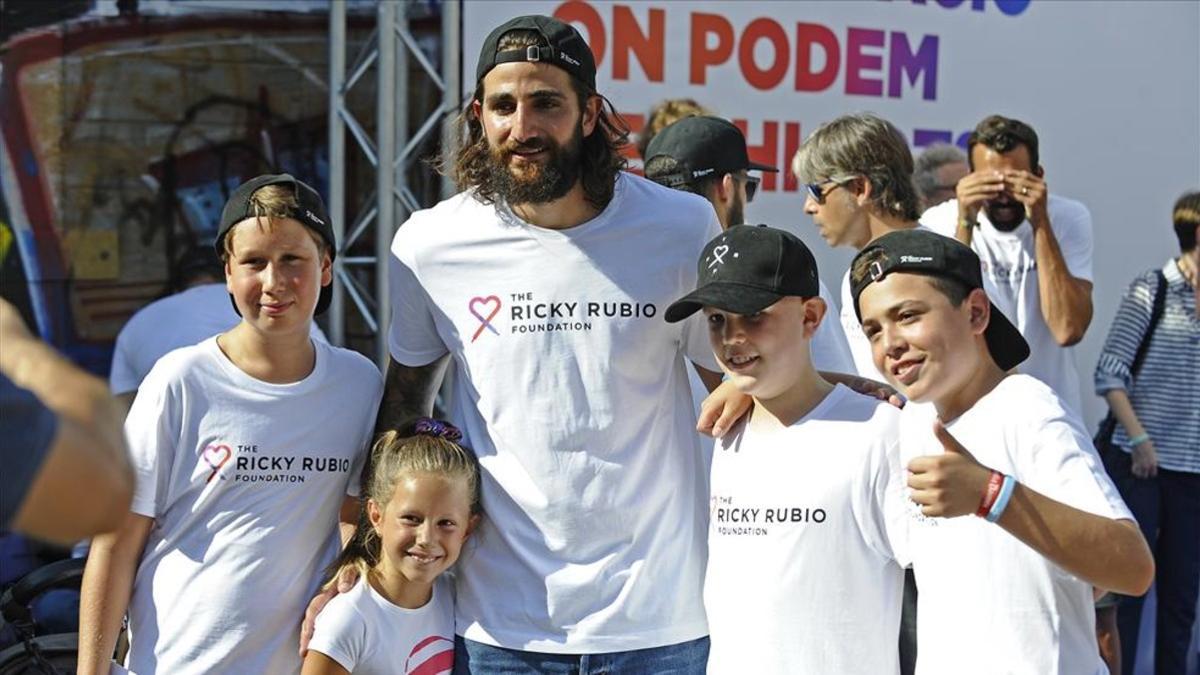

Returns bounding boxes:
[328,0,461,367]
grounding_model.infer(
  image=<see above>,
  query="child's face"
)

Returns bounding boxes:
[368,472,477,588]
[224,217,331,336]
[703,296,824,401]
[858,272,987,406]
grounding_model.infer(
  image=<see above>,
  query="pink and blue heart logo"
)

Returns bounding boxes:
[202,444,232,483]
[469,295,502,343]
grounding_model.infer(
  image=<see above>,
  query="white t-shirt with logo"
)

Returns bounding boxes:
[309,577,455,675]
[388,173,721,653]
[921,196,1094,414]
[123,337,382,675]
[899,375,1131,675]
[705,385,909,675]
[110,284,327,395]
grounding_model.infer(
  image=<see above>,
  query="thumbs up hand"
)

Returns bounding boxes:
[906,419,993,518]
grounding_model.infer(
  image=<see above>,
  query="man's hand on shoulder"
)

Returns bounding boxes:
[698,379,751,439]
[299,566,359,657]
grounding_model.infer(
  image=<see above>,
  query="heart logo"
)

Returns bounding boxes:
[469,295,502,343]
[709,244,730,268]
[202,444,232,483]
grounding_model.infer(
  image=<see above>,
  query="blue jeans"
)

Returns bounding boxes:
[1102,445,1200,675]
[452,635,710,674]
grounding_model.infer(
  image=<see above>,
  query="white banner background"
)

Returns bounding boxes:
[462,0,1200,428]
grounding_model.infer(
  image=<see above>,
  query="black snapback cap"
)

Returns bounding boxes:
[476,15,597,91]
[666,224,820,323]
[644,116,777,189]
[215,173,336,316]
[849,229,1030,371]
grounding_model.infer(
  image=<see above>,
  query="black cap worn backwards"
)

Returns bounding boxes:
[476,15,597,91]
[644,116,777,189]
[666,224,820,323]
[849,229,1030,371]
[215,173,336,316]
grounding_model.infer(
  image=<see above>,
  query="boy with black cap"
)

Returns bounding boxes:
[666,224,910,674]
[850,228,1153,674]
[79,174,382,675]
[645,115,856,375]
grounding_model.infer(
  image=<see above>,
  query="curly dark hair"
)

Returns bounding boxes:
[441,29,630,211]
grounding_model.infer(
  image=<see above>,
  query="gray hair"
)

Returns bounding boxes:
[791,113,920,222]
[913,144,968,203]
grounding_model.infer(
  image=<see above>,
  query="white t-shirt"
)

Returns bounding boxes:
[388,173,721,653]
[705,385,909,675]
[309,577,455,675]
[841,269,882,378]
[123,337,382,675]
[685,278,856,480]
[110,284,327,395]
[812,279,856,374]
[899,375,1131,675]
[921,196,1094,415]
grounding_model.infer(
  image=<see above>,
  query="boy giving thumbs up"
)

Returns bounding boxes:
[852,229,1153,675]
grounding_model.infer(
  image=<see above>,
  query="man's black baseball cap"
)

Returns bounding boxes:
[666,224,819,323]
[215,173,336,316]
[644,116,777,189]
[849,229,1030,371]
[475,15,597,91]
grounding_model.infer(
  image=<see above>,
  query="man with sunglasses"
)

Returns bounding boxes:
[792,113,928,381]
[645,115,854,373]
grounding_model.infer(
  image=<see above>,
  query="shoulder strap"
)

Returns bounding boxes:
[1130,269,1168,378]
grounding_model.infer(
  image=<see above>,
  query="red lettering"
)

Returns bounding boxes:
[738,18,789,90]
[613,6,664,82]
[795,22,840,92]
[554,1,606,68]
[689,12,734,85]
[845,27,885,96]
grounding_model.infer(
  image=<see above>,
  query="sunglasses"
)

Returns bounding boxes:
[804,177,855,205]
[742,174,760,203]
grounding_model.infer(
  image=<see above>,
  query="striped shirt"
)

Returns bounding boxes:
[1095,259,1199,473]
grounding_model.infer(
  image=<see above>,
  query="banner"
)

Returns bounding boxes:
[462,0,1200,425]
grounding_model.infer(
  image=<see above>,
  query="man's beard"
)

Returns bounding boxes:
[984,196,1026,231]
[483,124,584,206]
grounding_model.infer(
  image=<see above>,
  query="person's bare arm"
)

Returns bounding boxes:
[908,421,1154,596]
[1103,389,1158,477]
[694,366,751,439]
[338,496,359,547]
[1007,171,1093,345]
[374,356,450,434]
[301,651,351,675]
[77,512,154,675]
[1,299,132,542]
[996,483,1153,595]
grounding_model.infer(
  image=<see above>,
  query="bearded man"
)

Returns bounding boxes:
[374,15,732,674]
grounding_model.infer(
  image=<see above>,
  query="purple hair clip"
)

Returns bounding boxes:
[413,417,463,442]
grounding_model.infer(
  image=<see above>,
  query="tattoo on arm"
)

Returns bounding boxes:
[374,355,450,434]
